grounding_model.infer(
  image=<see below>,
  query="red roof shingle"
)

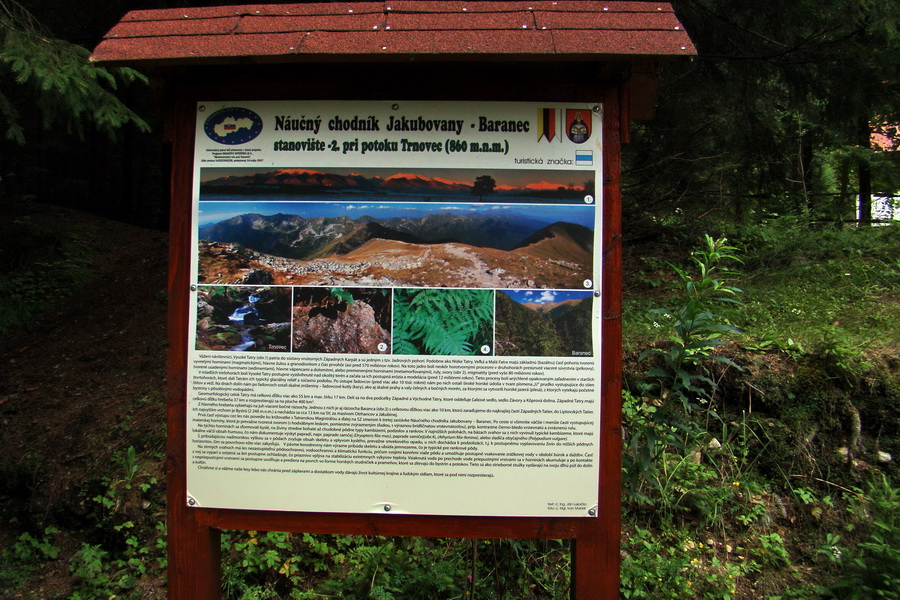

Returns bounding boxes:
[91,1,695,66]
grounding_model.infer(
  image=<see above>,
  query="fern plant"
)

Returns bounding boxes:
[328,287,354,306]
[393,289,494,356]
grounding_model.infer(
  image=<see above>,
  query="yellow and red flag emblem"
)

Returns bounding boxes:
[537,108,558,142]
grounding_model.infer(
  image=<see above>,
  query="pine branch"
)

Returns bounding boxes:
[0,0,149,143]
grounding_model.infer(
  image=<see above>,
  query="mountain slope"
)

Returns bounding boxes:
[305,221,425,259]
[199,211,580,257]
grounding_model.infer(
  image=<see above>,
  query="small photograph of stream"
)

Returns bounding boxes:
[195,286,292,351]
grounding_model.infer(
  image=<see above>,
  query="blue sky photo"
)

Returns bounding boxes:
[197,201,596,230]
[500,289,594,305]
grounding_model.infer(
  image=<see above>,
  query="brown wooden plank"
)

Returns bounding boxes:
[597,84,625,600]
[201,509,583,539]
[166,91,222,600]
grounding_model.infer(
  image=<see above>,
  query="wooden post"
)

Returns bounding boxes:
[166,93,222,600]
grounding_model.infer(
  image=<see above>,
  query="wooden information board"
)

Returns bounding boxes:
[187,99,603,517]
[163,77,626,599]
[90,4,697,597]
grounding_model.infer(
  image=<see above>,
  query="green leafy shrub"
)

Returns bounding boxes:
[624,235,745,494]
[820,476,900,599]
[621,527,742,600]
[0,527,59,590]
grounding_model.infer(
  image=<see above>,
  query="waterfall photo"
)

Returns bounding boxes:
[195,286,292,352]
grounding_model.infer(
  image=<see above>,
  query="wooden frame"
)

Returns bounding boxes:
[163,62,624,599]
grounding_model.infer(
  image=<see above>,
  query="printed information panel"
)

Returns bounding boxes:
[187,101,603,516]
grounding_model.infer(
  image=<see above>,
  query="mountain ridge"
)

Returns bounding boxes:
[199,211,590,259]
[200,168,591,198]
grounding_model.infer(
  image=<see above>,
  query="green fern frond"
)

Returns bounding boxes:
[392,289,494,356]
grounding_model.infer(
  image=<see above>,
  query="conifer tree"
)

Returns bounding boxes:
[0,0,149,144]
[625,0,899,225]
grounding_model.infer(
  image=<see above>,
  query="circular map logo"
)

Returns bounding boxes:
[203,107,263,145]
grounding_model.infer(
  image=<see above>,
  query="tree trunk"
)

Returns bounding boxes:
[858,160,872,225]
[800,130,814,216]
[837,158,851,228]
[857,117,873,225]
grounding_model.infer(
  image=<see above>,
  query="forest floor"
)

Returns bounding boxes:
[0,202,169,599]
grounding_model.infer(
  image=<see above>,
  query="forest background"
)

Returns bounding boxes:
[0,1,898,599]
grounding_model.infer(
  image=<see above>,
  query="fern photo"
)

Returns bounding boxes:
[392,288,494,356]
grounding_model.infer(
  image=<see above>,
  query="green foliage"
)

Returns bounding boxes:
[65,445,166,600]
[0,0,149,143]
[620,222,899,600]
[69,519,164,600]
[220,533,569,599]
[329,287,355,306]
[621,527,742,600]
[0,527,59,590]
[625,236,744,491]
[393,288,493,356]
[734,221,900,355]
[819,476,900,599]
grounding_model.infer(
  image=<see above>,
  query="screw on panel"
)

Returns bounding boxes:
[392,104,400,110]
[594,291,600,298]
[190,284,198,291]
[187,498,196,506]
[592,105,601,113]
[588,508,596,516]
[384,504,392,512]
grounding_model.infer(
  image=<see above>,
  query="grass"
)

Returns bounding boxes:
[620,220,899,600]
[625,222,900,352]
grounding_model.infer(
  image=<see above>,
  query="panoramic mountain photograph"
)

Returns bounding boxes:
[495,289,593,357]
[199,166,595,204]
[196,199,596,289]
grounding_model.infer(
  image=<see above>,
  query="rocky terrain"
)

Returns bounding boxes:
[198,222,593,289]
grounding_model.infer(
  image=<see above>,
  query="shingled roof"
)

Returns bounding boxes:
[90,1,695,66]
